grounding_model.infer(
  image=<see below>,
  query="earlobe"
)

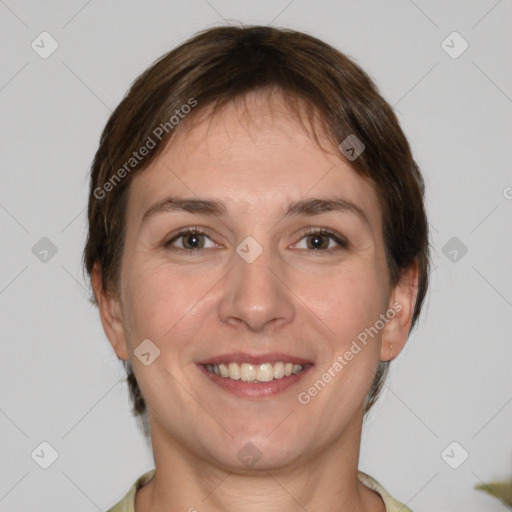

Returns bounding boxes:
[91,263,130,361]
[380,260,419,361]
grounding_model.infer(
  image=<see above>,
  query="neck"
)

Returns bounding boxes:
[135,412,385,512]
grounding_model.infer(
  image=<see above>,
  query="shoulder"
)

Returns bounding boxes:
[358,470,413,512]
[106,469,156,512]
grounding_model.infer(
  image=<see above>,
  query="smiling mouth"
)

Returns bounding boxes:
[204,362,305,383]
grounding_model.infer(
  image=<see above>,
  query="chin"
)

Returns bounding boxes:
[212,441,303,473]
[204,425,310,472]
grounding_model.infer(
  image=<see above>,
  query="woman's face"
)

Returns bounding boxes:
[104,91,401,470]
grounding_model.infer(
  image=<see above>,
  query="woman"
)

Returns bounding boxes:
[83,24,429,512]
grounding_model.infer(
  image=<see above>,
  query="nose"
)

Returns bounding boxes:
[217,241,295,332]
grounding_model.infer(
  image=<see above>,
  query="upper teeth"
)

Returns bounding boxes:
[205,362,304,382]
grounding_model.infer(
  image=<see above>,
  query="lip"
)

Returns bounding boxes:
[197,353,314,399]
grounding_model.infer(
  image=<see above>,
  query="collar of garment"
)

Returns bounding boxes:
[106,468,413,512]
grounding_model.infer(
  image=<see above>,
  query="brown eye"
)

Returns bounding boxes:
[294,228,349,252]
[165,228,217,252]
[306,233,331,250]
[181,232,205,249]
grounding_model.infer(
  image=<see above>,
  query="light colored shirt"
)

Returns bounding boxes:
[106,469,413,512]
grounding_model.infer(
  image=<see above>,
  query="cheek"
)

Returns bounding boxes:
[312,262,387,321]
[121,239,389,356]
[300,264,389,369]
[122,259,219,351]
[122,260,179,333]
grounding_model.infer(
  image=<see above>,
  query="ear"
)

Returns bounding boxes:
[380,259,419,362]
[91,262,129,360]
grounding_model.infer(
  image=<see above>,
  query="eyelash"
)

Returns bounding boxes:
[163,226,349,255]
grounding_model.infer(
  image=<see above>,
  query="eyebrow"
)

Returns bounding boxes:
[141,196,371,230]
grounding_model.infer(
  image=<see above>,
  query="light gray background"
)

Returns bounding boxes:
[1,1,511,511]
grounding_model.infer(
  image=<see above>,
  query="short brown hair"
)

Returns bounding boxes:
[83,24,429,429]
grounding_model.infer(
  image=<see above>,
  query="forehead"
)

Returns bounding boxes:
[127,90,381,226]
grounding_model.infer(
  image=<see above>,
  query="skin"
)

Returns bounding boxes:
[92,89,418,512]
